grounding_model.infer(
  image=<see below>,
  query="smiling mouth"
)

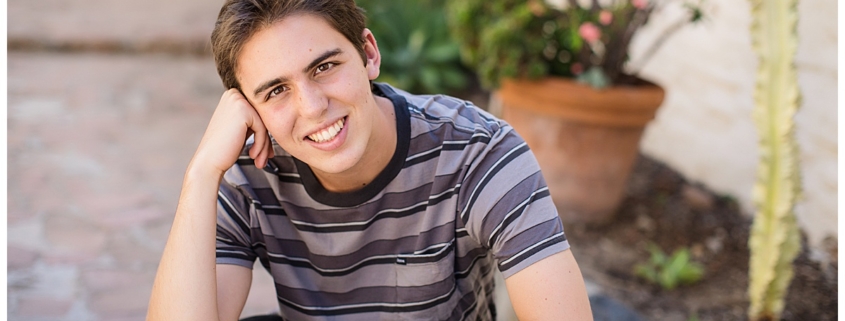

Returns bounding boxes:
[306,117,346,143]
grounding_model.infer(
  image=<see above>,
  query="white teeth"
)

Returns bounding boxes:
[308,118,345,143]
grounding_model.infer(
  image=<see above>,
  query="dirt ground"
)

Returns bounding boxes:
[565,155,838,321]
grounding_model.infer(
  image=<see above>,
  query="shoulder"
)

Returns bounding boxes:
[378,83,507,143]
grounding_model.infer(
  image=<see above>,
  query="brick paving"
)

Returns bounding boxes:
[7,52,279,320]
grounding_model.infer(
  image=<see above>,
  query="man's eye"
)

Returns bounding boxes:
[268,86,286,99]
[315,62,336,74]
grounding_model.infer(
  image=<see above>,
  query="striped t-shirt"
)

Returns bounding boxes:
[216,83,569,320]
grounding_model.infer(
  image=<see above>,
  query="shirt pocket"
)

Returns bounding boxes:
[393,242,457,320]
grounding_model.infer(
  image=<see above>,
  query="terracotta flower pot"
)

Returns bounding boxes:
[498,77,665,225]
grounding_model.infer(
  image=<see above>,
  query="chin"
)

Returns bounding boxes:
[309,150,364,175]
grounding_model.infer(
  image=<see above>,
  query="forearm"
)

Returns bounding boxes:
[148,165,225,321]
[148,88,272,320]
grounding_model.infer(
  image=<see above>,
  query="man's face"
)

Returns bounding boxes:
[236,14,386,179]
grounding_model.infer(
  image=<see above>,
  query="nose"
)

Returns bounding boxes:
[295,83,328,119]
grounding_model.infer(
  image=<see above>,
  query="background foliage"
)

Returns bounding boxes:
[447,0,702,89]
[357,0,469,95]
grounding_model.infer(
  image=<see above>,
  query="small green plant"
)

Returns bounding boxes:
[634,243,704,290]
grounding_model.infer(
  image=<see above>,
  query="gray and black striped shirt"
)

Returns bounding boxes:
[216,83,569,320]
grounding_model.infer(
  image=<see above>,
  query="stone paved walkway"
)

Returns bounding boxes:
[7,1,633,320]
[7,51,284,320]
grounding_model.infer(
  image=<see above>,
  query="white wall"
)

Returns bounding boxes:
[628,0,837,250]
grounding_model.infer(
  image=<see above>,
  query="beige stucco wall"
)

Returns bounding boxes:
[626,0,837,250]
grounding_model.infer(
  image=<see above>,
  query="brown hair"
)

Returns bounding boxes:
[211,0,368,89]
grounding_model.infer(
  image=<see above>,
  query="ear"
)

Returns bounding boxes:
[361,28,381,81]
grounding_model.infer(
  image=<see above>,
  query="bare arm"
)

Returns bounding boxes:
[147,89,273,321]
[505,249,593,321]
[217,265,254,321]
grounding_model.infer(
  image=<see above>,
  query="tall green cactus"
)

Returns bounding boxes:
[747,0,802,320]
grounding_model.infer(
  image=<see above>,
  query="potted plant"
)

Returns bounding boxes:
[447,0,703,224]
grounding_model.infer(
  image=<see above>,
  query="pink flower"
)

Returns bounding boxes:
[578,22,601,43]
[632,0,648,9]
[571,63,584,75]
[599,10,613,25]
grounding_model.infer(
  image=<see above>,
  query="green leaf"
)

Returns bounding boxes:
[678,262,704,284]
[647,243,668,266]
[635,243,704,290]
[634,263,657,284]
[666,249,692,275]
[658,264,679,290]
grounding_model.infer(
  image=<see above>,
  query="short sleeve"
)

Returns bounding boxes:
[215,165,258,269]
[457,125,569,278]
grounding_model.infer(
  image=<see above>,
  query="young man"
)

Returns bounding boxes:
[147,0,593,320]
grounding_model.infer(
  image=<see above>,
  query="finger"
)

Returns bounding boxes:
[266,136,275,159]
[248,133,263,159]
[248,118,270,167]
[246,116,266,160]
[254,152,266,169]
[224,87,242,99]
[253,132,272,168]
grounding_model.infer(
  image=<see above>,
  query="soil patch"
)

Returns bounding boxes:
[566,155,837,321]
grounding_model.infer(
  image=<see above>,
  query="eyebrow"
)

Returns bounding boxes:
[251,48,344,99]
